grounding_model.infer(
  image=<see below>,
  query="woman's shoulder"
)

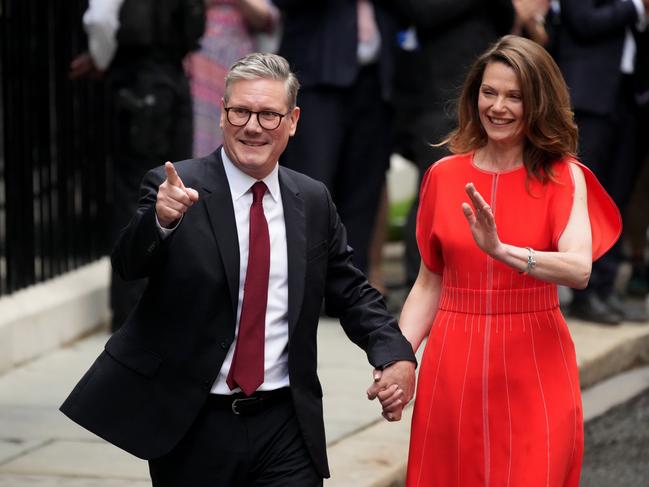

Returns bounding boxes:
[547,155,581,185]
[427,152,472,176]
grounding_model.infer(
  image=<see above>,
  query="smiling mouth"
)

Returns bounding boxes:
[487,116,513,125]
[240,140,266,147]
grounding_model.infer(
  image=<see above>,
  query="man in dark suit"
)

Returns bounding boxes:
[556,0,648,324]
[274,0,400,275]
[60,53,416,486]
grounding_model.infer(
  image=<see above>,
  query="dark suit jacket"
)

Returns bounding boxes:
[557,0,641,115]
[60,149,416,478]
[274,0,400,101]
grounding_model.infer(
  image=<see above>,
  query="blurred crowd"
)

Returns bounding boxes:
[74,0,648,328]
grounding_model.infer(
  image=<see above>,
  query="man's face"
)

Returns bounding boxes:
[220,79,300,179]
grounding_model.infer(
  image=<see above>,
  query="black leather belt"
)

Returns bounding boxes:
[206,388,291,415]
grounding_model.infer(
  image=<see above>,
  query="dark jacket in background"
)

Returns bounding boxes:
[556,0,640,116]
[275,0,400,101]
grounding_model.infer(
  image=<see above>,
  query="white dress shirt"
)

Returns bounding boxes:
[156,150,291,394]
[622,0,647,74]
[212,150,290,393]
[82,0,125,70]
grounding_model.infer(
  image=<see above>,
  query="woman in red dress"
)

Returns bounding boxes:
[387,36,621,486]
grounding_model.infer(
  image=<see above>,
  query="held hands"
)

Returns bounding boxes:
[367,361,416,422]
[462,183,504,259]
[156,162,199,228]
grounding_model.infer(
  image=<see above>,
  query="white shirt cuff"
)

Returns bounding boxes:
[156,213,182,239]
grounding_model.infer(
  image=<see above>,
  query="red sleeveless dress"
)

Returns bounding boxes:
[406,153,621,487]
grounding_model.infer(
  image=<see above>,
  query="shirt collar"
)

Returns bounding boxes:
[221,148,281,203]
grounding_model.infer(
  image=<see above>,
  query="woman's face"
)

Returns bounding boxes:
[478,62,525,148]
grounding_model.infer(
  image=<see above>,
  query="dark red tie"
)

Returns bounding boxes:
[227,181,270,396]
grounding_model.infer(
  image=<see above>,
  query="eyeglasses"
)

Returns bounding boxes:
[224,106,291,130]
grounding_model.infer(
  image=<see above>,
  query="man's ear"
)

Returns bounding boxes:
[219,98,226,129]
[288,106,301,136]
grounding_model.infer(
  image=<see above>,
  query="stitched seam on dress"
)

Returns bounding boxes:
[504,271,514,486]
[415,310,451,487]
[482,271,492,486]
[551,309,578,480]
[457,273,474,487]
[530,312,551,487]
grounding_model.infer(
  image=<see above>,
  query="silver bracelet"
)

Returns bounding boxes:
[519,247,537,275]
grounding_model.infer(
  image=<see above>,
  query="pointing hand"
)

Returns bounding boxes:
[156,162,199,228]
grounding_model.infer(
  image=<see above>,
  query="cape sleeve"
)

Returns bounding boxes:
[551,159,622,262]
[416,165,444,274]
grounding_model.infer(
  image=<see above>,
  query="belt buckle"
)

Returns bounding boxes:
[231,396,257,415]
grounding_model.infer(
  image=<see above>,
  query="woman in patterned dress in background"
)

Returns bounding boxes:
[187,0,278,157]
[389,36,621,486]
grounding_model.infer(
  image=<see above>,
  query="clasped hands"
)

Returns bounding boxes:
[367,360,416,422]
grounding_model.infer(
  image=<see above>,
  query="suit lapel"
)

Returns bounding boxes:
[279,168,306,337]
[202,149,240,316]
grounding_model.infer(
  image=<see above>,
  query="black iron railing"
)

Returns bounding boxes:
[0,0,111,296]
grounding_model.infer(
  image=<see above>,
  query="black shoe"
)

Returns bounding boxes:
[603,293,649,322]
[626,264,649,297]
[570,294,622,325]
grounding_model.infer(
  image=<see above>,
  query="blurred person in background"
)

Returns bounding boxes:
[512,0,551,46]
[390,0,515,289]
[555,0,648,324]
[187,0,279,157]
[624,28,649,298]
[274,0,401,275]
[385,35,621,487]
[69,0,205,331]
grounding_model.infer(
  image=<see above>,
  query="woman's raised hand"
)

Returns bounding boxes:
[461,183,503,258]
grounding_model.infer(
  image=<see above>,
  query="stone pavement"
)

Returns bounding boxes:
[1,316,648,487]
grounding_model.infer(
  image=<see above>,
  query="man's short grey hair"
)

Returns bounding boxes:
[224,53,300,109]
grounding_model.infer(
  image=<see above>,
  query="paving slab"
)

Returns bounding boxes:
[582,365,649,421]
[0,440,46,466]
[569,320,649,388]
[0,441,148,479]
[0,475,150,487]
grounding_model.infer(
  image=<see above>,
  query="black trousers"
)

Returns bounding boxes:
[108,60,193,330]
[281,64,393,273]
[573,76,638,300]
[148,396,322,487]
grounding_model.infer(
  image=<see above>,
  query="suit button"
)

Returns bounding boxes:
[220,341,229,350]
[202,380,211,391]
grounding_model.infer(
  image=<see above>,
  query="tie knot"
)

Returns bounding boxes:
[251,181,267,204]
